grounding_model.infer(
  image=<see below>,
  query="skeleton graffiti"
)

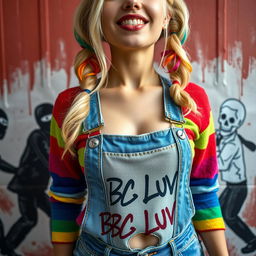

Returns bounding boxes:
[216,98,256,254]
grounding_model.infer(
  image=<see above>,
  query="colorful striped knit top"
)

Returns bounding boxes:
[49,82,225,244]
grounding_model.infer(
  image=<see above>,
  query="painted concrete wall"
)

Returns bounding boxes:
[0,0,255,255]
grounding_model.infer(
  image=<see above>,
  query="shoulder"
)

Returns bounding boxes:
[54,86,81,108]
[52,86,81,127]
[27,129,46,145]
[183,82,212,132]
[184,82,211,111]
[29,129,43,137]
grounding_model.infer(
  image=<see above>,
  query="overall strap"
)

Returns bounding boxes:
[159,75,185,125]
[82,88,104,134]
[82,75,185,133]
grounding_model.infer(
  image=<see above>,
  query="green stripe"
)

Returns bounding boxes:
[78,147,85,168]
[193,206,223,221]
[50,116,65,148]
[52,220,80,232]
[188,139,195,158]
[184,118,200,140]
[194,111,215,150]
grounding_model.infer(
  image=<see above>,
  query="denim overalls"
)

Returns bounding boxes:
[73,76,204,256]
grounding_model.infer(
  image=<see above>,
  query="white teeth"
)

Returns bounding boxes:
[121,19,145,26]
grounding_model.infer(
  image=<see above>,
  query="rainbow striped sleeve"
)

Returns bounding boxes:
[49,88,87,244]
[184,83,225,232]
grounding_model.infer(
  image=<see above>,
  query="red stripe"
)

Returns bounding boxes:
[191,133,218,179]
[53,87,81,127]
[196,228,226,233]
[184,83,211,131]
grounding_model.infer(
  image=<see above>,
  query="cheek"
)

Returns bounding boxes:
[102,6,109,27]
[101,3,117,36]
[147,1,165,28]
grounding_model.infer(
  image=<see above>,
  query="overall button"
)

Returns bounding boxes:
[176,129,186,140]
[88,138,99,148]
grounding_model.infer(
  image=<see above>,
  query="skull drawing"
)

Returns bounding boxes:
[218,98,246,135]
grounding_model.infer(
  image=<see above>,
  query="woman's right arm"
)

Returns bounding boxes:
[49,89,87,256]
[53,243,76,256]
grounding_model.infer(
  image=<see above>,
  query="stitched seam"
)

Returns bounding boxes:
[98,135,111,244]
[82,139,91,228]
[103,144,175,157]
[177,234,196,253]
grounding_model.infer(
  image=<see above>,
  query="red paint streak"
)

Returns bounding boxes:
[0,0,7,95]
[1,0,256,108]
[45,0,81,90]
[21,243,53,256]
[0,188,14,214]
[38,0,50,85]
[242,177,256,228]
[223,0,228,73]
[0,0,80,114]
[185,0,256,90]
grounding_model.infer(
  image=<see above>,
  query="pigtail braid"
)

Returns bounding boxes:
[164,0,198,114]
[62,48,99,157]
[62,0,107,156]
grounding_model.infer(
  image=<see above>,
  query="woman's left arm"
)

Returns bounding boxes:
[183,83,228,256]
[199,230,228,256]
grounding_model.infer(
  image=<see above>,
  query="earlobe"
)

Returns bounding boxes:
[163,14,171,29]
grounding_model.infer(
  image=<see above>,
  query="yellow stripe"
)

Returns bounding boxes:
[50,116,65,148]
[52,231,80,243]
[188,139,195,158]
[194,111,215,150]
[48,191,85,204]
[77,147,85,168]
[193,217,225,231]
[184,117,200,141]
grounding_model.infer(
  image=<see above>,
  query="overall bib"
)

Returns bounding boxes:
[73,76,204,256]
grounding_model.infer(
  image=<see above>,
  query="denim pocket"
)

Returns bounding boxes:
[177,234,205,256]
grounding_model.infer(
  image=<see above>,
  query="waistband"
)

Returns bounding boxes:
[226,180,247,186]
[80,222,197,255]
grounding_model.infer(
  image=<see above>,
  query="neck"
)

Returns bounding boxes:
[106,45,160,90]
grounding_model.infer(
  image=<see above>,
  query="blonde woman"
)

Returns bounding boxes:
[49,0,229,255]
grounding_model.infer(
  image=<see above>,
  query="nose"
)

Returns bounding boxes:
[122,0,142,10]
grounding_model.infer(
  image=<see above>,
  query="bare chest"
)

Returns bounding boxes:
[98,87,171,136]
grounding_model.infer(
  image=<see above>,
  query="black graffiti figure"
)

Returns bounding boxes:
[0,109,18,256]
[0,109,17,174]
[216,98,256,254]
[2,103,53,256]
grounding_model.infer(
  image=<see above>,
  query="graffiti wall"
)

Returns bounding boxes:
[0,0,255,255]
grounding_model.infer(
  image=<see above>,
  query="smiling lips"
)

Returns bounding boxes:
[117,14,149,31]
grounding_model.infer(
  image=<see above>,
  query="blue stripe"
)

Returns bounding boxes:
[190,179,219,194]
[190,173,218,186]
[50,173,87,194]
[51,203,82,220]
[192,191,220,210]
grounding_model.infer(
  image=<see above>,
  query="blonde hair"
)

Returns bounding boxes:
[62,0,197,156]
[164,0,197,114]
